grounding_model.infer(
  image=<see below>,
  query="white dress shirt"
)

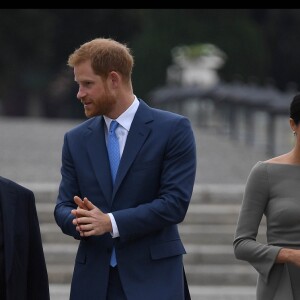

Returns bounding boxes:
[104,96,139,238]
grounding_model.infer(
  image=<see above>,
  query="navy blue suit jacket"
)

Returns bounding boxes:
[54,99,196,300]
[0,177,50,300]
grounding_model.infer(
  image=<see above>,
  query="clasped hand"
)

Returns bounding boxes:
[71,196,112,237]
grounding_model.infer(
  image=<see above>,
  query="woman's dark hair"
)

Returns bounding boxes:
[290,94,300,125]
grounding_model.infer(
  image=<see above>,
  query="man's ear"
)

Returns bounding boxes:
[108,71,121,88]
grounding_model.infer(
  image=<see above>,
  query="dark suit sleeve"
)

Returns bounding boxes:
[25,189,50,299]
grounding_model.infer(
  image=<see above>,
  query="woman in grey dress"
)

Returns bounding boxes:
[233,94,300,300]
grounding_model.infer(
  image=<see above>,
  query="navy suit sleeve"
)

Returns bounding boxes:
[114,116,197,241]
[54,133,81,239]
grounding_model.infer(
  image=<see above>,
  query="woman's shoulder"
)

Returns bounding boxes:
[249,161,267,175]
[264,153,290,164]
[263,152,300,168]
[253,154,300,178]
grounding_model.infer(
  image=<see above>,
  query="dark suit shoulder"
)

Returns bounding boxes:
[152,107,186,120]
[139,98,188,122]
[66,117,101,136]
[0,176,33,196]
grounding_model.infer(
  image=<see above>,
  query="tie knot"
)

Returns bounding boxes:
[109,120,118,133]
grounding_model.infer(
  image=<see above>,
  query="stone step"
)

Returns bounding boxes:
[36,203,56,223]
[49,284,256,300]
[46,261,256,286]
[40,223,78,244]
[184,245,246,265]
[191,184,245,204]
[36,202,243,224]
[47,264,73,284]
[31,183,259,291]
[44,244,257,287]
[179,224,266,244]
[189,285,256,300]
[43,243,77,264]
[43,242,251,266]
[24,182,58,203]
[50,284,70,300]
[27,183,246,205]
[186,264,257,286]
[40,223,266,245]
[185,204,240,224]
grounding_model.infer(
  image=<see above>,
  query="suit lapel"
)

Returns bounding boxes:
[85,101,154,204]
[0,179,16,280]
[113,100,153,198]
[86,117,113,205]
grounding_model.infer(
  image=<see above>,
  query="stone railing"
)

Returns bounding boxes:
[149,81,298,156]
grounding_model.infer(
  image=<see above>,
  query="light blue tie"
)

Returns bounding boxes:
[107,120,120,184]
[107,120,120,267]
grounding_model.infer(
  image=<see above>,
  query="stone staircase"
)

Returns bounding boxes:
[31,182,263,300]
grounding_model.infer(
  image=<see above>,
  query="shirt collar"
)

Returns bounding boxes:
[104,96,139,131]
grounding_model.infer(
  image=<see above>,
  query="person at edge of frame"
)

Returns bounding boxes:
[0,176,50,300]
[234,94,300,300]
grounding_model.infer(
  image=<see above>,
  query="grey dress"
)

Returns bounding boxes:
[233,161,300,300]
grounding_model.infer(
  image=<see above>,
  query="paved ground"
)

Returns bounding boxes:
[0,115,272,186]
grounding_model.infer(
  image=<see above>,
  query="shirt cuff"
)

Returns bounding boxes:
[107,213,119,238]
